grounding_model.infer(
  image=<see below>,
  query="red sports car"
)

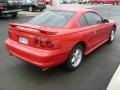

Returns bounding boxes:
[5,9,116,71]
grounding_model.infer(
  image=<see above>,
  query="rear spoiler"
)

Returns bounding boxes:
[9,23,57,34]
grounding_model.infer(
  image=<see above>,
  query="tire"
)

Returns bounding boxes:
[78,2,81,4]
[29,6,33,12]
[108,30,115,43]
[64,44,84,71]
[11,12,18,18]
[100,2,104,5]
[113,2,118,5]
[40,9,44,12]
[89,1,93,4]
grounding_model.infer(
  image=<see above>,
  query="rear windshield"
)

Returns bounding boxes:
[27,10,75,28]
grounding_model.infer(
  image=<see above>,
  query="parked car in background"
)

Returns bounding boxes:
[60,0,64,4]
[78,0,90,4]
[21,0,46,12]
[63,0,77,4]
[89,0,120,5]
[5,9,116,71]
[0,0,21,18]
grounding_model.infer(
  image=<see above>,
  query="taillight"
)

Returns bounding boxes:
[0,3,3,10]
[35,38,57,49]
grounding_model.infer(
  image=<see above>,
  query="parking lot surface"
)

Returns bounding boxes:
[0,5,120,90]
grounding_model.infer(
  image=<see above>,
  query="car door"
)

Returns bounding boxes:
[82,12,110,48]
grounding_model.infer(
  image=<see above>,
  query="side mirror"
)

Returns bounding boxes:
[103,19,109,23]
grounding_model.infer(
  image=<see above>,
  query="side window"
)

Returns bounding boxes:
[80,15,88,26]
[85,12,103,25]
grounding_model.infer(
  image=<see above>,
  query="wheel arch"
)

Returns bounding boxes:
[113,24,116,32]
[74,41,87,54]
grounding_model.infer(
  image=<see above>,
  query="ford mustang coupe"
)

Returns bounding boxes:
[5,9,116,71]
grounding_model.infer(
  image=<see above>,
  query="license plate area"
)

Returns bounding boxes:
[19,37,28,45]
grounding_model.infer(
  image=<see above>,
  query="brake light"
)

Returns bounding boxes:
[35,38,57,49]
[0,3,3,10]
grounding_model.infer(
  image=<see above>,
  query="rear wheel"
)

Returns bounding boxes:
[29,6,33,12]
[11,12,18,18]
[100,2,104,5]
[89,1,93,4]
[40,9,44,12]
[108,30,115,43]
[113,2,118,5]
[64,45,84,71]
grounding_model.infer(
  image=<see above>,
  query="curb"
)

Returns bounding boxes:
[107,65,120,90]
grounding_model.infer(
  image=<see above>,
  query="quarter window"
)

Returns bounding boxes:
[80,15,88,26]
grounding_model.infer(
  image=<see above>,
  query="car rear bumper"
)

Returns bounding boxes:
[1,9,21,14]
[5,39,68,68]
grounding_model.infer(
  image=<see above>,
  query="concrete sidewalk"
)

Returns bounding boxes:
[107,65,120,90]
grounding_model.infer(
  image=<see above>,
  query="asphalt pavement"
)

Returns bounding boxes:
[0,5,120,90]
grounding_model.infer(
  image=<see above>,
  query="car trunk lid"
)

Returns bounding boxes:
[9,23,58,49]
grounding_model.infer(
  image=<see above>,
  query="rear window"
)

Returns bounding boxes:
[27,10,75,28]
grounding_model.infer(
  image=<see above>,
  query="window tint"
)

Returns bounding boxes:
[27,11,75,28]
[80,15,88,26]
[85,12,103,25]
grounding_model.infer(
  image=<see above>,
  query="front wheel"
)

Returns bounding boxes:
[64,45,84,71]
[11,12,18,18]
[108,30,115,43]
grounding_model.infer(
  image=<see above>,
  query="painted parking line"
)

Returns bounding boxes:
[107,65,120,90]
[18,11,41,17]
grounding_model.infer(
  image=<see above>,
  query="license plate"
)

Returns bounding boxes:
[19,37,28,44]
